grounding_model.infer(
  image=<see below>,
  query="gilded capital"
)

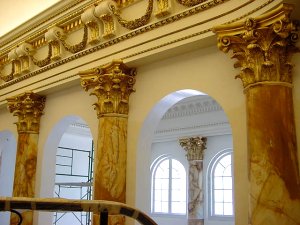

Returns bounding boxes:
[79,60,136,117]
[179,136,207,161]
[7,92,46,133]
[213,4,299,89]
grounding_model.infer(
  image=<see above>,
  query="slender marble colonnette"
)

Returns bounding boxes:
[214,4,300,225]
[79,60,136,225]
[6,91,46,225]
[180,136,207,225]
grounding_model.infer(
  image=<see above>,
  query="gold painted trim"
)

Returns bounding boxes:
[0,0,276,93]
[243,82,293,93]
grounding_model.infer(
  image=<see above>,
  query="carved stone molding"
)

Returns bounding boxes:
[179,136,207,161]
[155,0,171,18]
[79,60,136,117]
[6,92,46,133]
[214,4,299,90]
[177,0,207,7]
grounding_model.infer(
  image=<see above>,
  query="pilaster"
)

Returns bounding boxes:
[179,136,207,225]
[214,4,300,225]
[79,60,136,225]
[6,91,46,225]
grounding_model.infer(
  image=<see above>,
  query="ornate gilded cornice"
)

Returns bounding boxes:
[179,136,207,161]
[0,0,279,96]
[213,3,299,90]
[177,0,207,7]
[6,92,46,133]
[110,0,153,30]
[79,60,136,117]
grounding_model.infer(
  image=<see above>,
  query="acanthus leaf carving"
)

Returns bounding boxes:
[214,10,300,89]
[79,60,136,117]
[6,91,46,133]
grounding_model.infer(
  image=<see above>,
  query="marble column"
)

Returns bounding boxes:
[179,136,207,225]
[79,60,136,225]
[6,91,46,225]
[214,4,300,225]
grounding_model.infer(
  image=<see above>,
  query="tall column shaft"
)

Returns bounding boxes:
[7,91,45,225]
[247,85,300,224]
[79,60,136,225]
[95,116,127,203]
[180,136,207,225]
[188,160,204,225]
[214,4,300,225]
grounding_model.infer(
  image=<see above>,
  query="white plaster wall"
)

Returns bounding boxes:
[130,45,248,225]
[143,135,234,225]
[0,131,17,225]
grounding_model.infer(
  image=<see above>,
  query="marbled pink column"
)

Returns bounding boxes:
[180,137,207,225]
[79,60,136,225]
[6,92,46,225]
[214,4,300,225]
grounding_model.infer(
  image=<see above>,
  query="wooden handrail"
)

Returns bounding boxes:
[0,197,157,225]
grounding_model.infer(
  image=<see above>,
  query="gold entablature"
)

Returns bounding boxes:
[179,136,207,161]
[6,92,46,133]
[79,60,136,117]
[213,3,299,90]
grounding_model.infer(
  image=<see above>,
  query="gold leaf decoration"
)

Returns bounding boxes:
[110,0,154,30]
[177,0,208,7]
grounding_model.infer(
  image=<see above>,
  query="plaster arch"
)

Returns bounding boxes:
[135,89,229,212]
[39,115,93,198]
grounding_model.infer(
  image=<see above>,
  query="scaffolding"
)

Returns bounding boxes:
[53,142,94,225]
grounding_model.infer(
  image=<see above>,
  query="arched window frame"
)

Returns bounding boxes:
[150,155,187,216]
[207,149,234,219]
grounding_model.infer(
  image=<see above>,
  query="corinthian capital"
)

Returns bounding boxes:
[179,136,207,161]
[213,4,299,89]
[7,92,46,133]
[79,60,136,117]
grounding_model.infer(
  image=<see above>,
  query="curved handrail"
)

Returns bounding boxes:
[0,197,157,225]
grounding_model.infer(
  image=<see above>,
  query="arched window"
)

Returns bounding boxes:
[151,156,187,215]
[208,149,234,217]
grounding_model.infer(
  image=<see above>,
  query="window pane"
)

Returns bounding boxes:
[171,202,186,214]
[224,203,233,215]
[161,201,168,213]
[214,190,223,202]
[214,177,223,189]
[223,165,232,176]
[154,201,161,212]
[223,190,232,202]
[210,151,234,217]
[214,164,224,176]
[219,155,231,167]
[223,177,232,189]
[152,157,186,215]
[214,203,223,215]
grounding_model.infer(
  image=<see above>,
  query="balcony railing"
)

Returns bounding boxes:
[0,197,157,225]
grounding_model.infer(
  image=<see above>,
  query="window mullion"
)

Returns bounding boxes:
[169,159,172,214]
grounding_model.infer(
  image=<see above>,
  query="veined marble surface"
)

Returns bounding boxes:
[247,85,300,225]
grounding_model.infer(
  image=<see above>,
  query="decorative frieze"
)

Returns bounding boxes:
[6,92,46,133]
[155,0,171,18]
[214,4,299,90]
[79,60,136,117]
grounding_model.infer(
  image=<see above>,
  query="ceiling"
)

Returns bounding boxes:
[0,0,60,37]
